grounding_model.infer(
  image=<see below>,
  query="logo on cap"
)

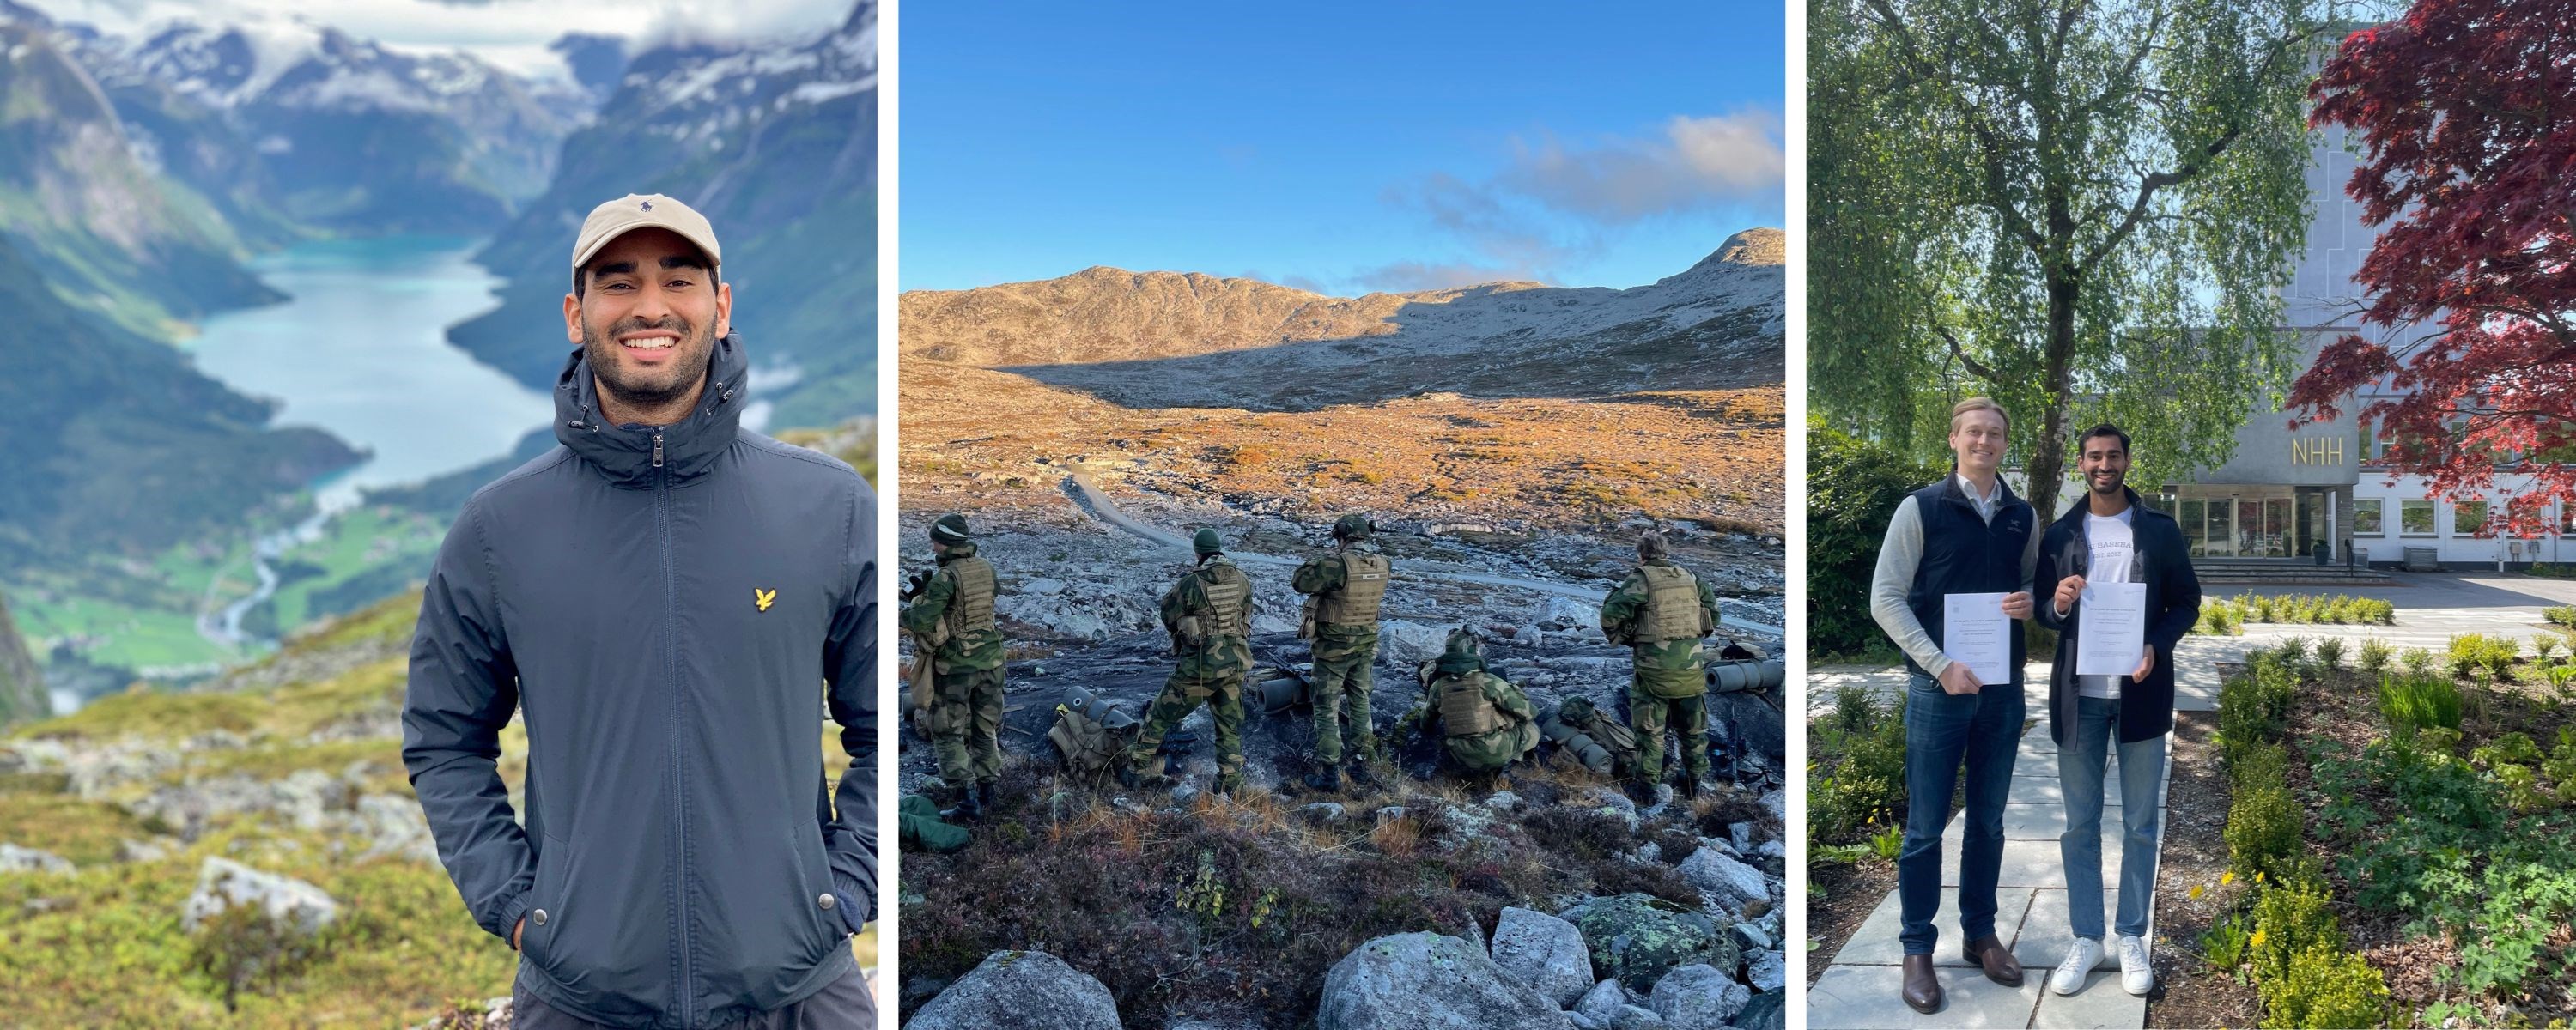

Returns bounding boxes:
[641,201,654,211]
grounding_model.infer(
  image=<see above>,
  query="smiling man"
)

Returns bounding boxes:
[404,194,878,1028]
[2033,424,2201,998]
[1867,396,2040,1015]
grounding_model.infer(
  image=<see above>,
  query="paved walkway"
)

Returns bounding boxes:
[1807,588,2569,1027]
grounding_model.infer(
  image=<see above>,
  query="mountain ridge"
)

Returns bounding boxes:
[900,228,1783,410]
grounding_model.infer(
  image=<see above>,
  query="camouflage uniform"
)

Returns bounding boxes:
[1600,554,1722,785]
[1127,548,1257,791]
[900,541,1006,791]
[1292,532,1389,766]
[1398,629,1537,776]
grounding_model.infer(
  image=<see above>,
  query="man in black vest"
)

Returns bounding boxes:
[2033,424,2200,997]
[1867,397,2038,1014]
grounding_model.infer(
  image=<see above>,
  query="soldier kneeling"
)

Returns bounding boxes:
[1395,629,1538,790]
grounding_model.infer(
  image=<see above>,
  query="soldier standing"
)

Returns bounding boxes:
[1291,513,1391,791]
[1395,629,1538,789]
[900,513,1005,820]
[1599,530,1723,800]
[1121,528,1256,797]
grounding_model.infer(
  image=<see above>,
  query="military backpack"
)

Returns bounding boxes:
[1047,686,1140,777]
[1433,671,1510,736]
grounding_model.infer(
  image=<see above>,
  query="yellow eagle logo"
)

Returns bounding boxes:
[755,588,777,612]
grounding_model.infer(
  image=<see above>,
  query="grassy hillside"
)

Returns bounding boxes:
[0,592,876,1027]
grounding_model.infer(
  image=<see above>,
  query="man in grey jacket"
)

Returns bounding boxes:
[404,194,877,1028]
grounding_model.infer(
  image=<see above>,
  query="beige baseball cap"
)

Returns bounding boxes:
[571,193,722,271]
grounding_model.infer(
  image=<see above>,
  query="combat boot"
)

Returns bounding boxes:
[1115,762,1142,790]
[1679,776,1704,801]
[1303,766,1345,793]
[1215,772,1244,798]
[1345,759,1376,789]
[978,781,999,813]
[939,785,984,822]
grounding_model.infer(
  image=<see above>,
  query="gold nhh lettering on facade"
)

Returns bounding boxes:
[2289,436,2346,466]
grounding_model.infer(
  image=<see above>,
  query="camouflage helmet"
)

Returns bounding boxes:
[1331,513,1373,541]
[1192,527,1224,557]
[930,513,972,544]
[1436,627,1484,675]
[1637,530,1670,560]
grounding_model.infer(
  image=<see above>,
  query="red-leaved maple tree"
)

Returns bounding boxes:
[2291,1,2576,536]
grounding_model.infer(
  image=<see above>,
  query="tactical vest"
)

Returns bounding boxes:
[943,557,998,637]
[1197,562,1249,638]
[1316,551,1390,626]
[1435,673,1507,736]
[1638,564,1709,642]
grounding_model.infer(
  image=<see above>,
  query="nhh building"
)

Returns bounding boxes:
[2154,94,2576,570]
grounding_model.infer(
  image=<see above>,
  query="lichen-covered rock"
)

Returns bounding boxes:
[1316,932,1568,1030]
[1647,963,1749,1030]
[1746,949,1786,992]
[1488,906,1594,1008]
[909,950,1122,1030]
[180,857,338,935]
[1558,894,1735,994]
[0,842,73,875]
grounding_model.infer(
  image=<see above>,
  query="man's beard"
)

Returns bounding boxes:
[583,313,716,413]
[2091,471,2127,496]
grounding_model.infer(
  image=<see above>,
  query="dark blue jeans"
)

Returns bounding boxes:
[1899,670,2024,955]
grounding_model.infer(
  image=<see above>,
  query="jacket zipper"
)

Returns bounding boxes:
[653,427,694,1023]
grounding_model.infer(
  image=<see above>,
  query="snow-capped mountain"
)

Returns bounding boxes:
[58,15,586,233]
[897,228,1785,411]
[450,1,878,427]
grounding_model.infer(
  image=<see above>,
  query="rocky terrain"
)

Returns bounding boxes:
[898,235,1787,1027]
[0,591,874,1025]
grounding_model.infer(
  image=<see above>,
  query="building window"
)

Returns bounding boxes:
[2354,499,2384,536]
[2561,503,2575,536]
[2455,500,2490,536]
[2401,500,2436,536]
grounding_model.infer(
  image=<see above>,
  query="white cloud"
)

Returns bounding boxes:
[21,0,854,77]
[1351,260,1534,294]
[1503,110,1784,222]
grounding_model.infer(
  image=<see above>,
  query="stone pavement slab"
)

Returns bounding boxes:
[1807,963,2046,1029]
[1827,887,2041,968]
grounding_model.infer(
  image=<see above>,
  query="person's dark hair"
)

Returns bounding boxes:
[2078,423,2131,456]
[573,252,718,300]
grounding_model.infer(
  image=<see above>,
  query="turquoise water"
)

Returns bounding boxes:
[185,235,556,510]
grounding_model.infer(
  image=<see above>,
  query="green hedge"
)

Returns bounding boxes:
[1807,425,1943,658]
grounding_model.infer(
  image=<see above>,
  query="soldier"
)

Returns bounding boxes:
[899,513,1005,821]
[1394,628,1538,788]
[1291,513,1392,791]
[1599,529,1723,801]
[1121,528,1256,797]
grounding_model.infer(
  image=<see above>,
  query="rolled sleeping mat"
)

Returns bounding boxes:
[1540,715,1615,775]
[1062,685,1140,732]
[1706,657,1786,694]
[1253,668,1309,715]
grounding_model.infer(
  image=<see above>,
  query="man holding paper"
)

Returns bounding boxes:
[1867,397,2039,1014]
[2032,424,2202,997]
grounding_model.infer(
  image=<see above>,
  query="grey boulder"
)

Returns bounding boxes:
[1488,906,1595,1009]
[908,950,1123,1030]
[1647,964,1750,1030]
[1317,932,1569,1030]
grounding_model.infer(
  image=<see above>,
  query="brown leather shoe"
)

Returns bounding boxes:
[1901,954,1943,1014]
[1962,934,2025,986]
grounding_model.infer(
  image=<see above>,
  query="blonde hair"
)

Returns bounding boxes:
[1951,397,2010,431]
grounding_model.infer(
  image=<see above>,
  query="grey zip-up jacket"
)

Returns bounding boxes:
[403,334,877,1028]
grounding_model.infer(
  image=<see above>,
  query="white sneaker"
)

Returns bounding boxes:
[2118,934,2154,995]
[2050,937,2102,995]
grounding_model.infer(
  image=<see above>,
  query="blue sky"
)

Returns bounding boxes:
[902,3,1785,294]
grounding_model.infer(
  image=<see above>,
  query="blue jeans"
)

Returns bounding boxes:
[2059,695,2166,940]
[1899,670,2023,955]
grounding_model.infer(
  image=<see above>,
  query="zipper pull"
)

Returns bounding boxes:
[653,429,665,468]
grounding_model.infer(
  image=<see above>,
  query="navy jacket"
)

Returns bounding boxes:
[403,335,878,1028]
[2032,488,2202,745]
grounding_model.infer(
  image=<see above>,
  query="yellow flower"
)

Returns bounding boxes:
[2190,884,2205,900]
[2251,930,2268,948]
[2221,871,2235,887]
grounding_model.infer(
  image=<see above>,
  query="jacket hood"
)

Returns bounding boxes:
[553,332,750,489]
